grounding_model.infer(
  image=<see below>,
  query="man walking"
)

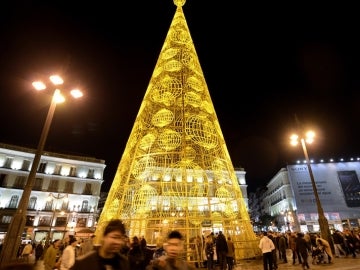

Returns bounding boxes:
[259,232,275,270]
[71,219,130,270]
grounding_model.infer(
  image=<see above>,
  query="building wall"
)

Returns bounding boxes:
[260,161,360,232]
[261,168,299,232]
[287,161,360,231]
[234,167,249,210]
[0,143,105,243]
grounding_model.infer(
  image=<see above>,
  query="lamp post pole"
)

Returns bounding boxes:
[0,90,58,266]
[290,119,334,254]
[46,193,68,243]
[292,208,300,232]
[299,138,333,252]
[285,210,291,231]
[48,208,57,244]
[0,76,82,267]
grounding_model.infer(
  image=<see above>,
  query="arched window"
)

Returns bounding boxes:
[61,199,69,211]
[44,199,53,211]
[9,195,19,208]
[81,200,89,212]
[28,196,37,210]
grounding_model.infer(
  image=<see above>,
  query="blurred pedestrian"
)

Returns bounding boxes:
[152,237,165,261]
[204,235,215,270]
[60,237,78,270]
[78,235,95,256]
[146,230,196,270]
[43,239,61,270]
[128,236,146,270]
[215,231,228,270]
[35,242,44,263]
[226,236,235,270]
[316,237,333,263]
[296,233,310,270]
[71,219,130,270]
[21,242,33,263]
[278,233,287,263]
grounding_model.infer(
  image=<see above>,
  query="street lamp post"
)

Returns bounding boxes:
[285,210,291,231]
[0,75,82,267]
[280,209,291,232]
[290,128,334,253]
[46,193,69,243]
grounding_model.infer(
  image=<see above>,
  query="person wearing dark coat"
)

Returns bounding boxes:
[35,243,44,263]
[296,233,310,270]
[70,219,130,270]
[215,231,228,270]
[128,236,147,270]
[278,233,287,263]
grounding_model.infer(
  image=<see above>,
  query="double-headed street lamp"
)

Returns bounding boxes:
[0,75,83,267]
[290,129,334,252]
[46,193,69,243]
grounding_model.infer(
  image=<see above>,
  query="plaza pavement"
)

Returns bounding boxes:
[33,256,360,270]
[236,256,360,270]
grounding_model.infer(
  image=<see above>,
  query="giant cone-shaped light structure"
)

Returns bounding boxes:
[95,0,260,261]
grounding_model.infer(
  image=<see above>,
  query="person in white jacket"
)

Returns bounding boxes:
[258,232,275,270]
[60,237,78,270]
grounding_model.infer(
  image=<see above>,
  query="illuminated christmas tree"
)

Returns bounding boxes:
[95,0,260,262]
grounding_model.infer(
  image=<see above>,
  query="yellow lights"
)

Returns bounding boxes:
[0,73,85,266]
[32,75,83,102]
[95,0,260,262]
[290,130,315,146]
[289,134,299,146]
[49,75,64,85]
[70,89,83,98]
[53,89,65,103]
[32,81,46,91]
[305,131,315,144]
[288,122,333,246]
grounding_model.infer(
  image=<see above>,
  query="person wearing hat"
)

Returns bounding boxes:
[70,219,130,270]
[60,237,78,270]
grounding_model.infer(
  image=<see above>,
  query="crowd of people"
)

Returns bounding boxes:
[1,223,239,270]
[1,223,240,270]
[4,222,359,270]
[258,228,360,270]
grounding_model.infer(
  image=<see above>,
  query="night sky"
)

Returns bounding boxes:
[1,1,360,192]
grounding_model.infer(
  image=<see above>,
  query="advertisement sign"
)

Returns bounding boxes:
[287,162,360,217]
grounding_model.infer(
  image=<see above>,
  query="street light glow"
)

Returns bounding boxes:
[290,134,299,146]
[32,81,46,91]
[305,130,315,144]
[70,89,83,98]
[33,75,83,103]
[288,123,334,254]
[53,89,65,103]
[0,74,84,267]
[49,75,64,85]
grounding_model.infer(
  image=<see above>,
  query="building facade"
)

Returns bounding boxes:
[0,143,105,244]
[261,160,360,232]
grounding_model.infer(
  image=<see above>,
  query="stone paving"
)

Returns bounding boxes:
[32,256,360,270]
[236,256,360,270]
